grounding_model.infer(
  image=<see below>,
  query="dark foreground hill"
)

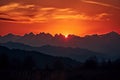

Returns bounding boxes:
[1,46,120,80]
[0,46,80,68]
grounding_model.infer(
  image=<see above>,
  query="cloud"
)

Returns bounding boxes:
[0,2,110,23]
[0,3,19,12]
[0,17,16,21]
[40,7,56,11]
[81,0,120,10]
[0,3,34,12]
[94,13,110,20]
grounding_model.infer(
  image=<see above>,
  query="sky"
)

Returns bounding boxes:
[0,0,120,36]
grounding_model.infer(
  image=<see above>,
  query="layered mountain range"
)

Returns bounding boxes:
[0,31,120,61]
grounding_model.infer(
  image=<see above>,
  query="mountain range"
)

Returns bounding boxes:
[0,31,120,53]
[0,31,120,61]
[0,41,106,61]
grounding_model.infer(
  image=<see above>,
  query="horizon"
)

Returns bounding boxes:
[0,31,119,37]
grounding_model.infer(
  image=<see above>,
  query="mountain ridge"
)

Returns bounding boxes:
[1,41,118,61]
[0,31,120,55]
[0,45,80,68]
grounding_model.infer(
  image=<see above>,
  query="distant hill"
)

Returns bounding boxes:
[0,31,120,55]
[0,46,80,68]
[0,42,116,61]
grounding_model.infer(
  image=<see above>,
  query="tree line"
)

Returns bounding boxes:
[0,53,120,80]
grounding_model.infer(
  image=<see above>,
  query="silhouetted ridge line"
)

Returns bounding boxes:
[0,46,80,68]
[0,42,116,61]
[0,31,120,56]
[1,31,120,37]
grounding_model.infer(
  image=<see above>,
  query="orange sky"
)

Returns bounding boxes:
[0,0,120,36]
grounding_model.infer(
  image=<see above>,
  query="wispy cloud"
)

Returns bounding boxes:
[81,0,120,10]
[0,3,110,23]
[0,17,16,21]
[0,3,34,12]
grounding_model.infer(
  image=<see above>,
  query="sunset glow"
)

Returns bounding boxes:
[65,35,68,38]
[0,0,120,36]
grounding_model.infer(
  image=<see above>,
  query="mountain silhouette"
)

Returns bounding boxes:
[0,41,115,61]
[1,32,120,80]
[0,46,79,68]
[0,31,120,55]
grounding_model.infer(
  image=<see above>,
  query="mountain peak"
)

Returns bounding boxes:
[24,32,35,37]
[4,33,15,37]
[108,31,119,35]
[104,31,120,37]
[28,32,35,36]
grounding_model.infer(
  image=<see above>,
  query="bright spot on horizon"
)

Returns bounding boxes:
[65,35,68,38]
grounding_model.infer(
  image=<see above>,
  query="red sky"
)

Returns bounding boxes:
[0,0,120,36]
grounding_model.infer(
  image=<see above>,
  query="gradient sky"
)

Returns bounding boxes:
[0,0,120,36]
